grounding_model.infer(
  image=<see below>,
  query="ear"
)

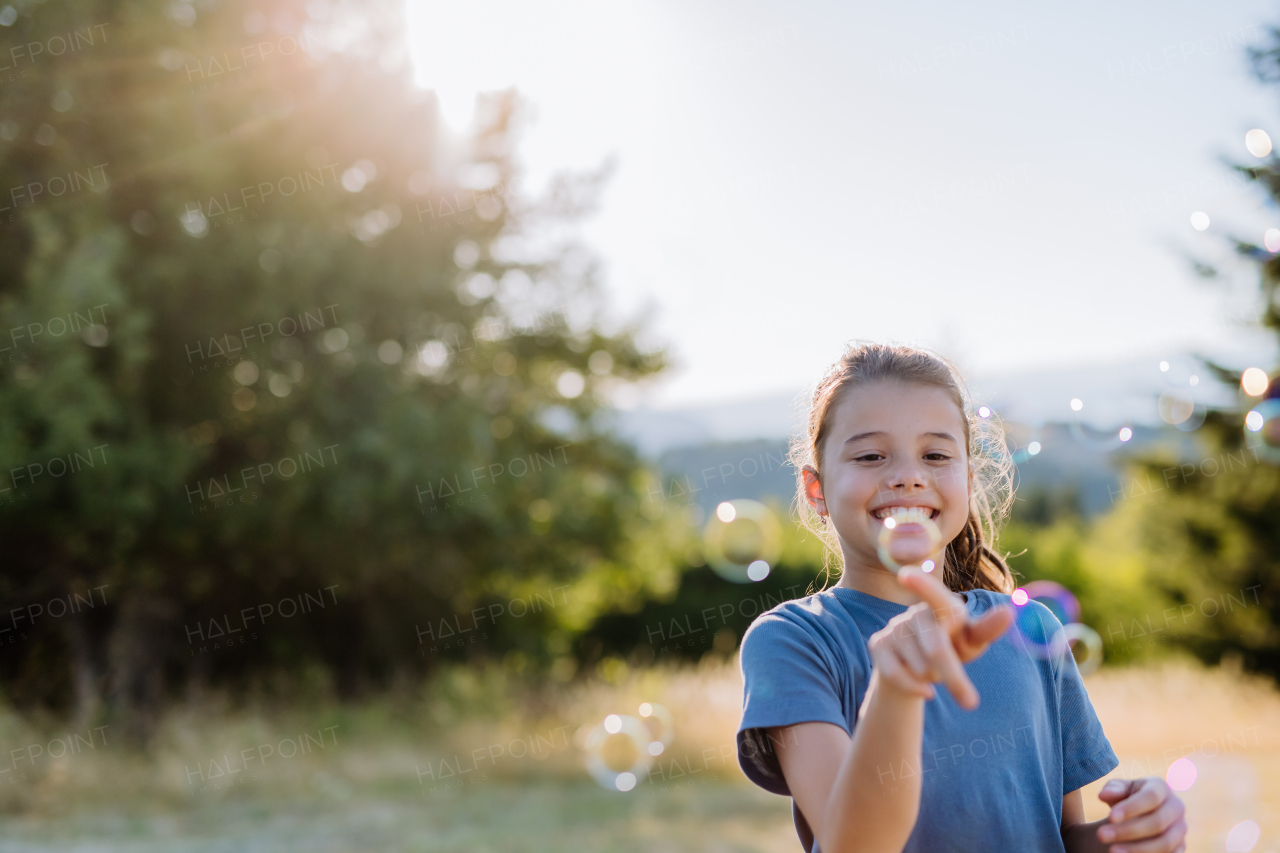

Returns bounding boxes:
[802,466,827,518]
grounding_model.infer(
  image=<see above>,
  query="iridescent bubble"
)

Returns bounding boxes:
[1245,399,1280,464]
[876,508,943,575]
[1241,367,1270,397]
[1021,580,1081,625]
[1265,229,1280,253]
[1064,623,1102,676]
[1068,421,1126,452]
[1165,757,1197,792]
[1010,422,1044,464]
[1070,398,1083,412]
[703,499,782,584]
[1226,819,1261,853]
[638,702,676,756]
[1190,211,1210,231]
[582,714,654,792]
[1158,390,1194,425]
[1009,580,1078,660]
[1246,128,1273,158]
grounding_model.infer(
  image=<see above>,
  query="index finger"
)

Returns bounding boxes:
[898,567,967,633]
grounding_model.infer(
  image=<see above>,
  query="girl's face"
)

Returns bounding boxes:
[806,381,971,575]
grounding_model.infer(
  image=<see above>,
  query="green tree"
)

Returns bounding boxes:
[0,0,672,739]
[1098,27,1280,679]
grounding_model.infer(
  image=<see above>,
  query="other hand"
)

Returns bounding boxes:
[1096,777,1187,853]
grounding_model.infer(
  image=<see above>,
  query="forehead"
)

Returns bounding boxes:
[825,381,966,442]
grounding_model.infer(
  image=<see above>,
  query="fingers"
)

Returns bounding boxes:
[929,630,979,710]
[1107,778,1171,823]
[897,568,967,634]
[893,620,934,680]
[1098,777,1138,805]
[870,641,935,700]
[1103,819,1187,853]
[957,605,1014,660]
[1097,796,1185,844]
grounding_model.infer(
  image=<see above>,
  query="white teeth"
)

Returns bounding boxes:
[874,506,933,521]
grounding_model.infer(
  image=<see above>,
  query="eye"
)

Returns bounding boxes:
[853,452,884,462]
[924,452,951,461]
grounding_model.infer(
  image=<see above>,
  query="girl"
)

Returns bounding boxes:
[736,343,1187,853]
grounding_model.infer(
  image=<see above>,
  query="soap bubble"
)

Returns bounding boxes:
[582,714,654,792]
[638,702,676,756]
[1064,623,1103,676]
[1009,580,1078,660]
[1165,757,1197,792]
[1246,128,1273,158]
[1068,420,1127,451]
[1245,398,1280,464]
[1158,389,1205,431]
[1241,367,1270,397]
[703,499,782,583]
[1226,820,1261,853]
[1021,580,1081,625]
[875,508,943,575]
[1010,422,1045,464]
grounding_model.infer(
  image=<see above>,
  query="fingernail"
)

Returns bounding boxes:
[1097,827,1114,842]
[1110,808,1122,822]
[1113,847,1128,853]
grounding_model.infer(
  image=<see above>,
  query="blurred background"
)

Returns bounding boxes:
[0,0,1278,850]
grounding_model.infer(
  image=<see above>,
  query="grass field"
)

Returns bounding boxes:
[0,657,1276,852]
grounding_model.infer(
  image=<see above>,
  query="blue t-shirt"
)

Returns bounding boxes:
[736,586,1118,853]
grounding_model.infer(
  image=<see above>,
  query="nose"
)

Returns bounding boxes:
[883,458,928,495]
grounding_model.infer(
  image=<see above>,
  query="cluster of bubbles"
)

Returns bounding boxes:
[702,499,781,583]
[1009,581,1103,676]
[580,702,675,792]
[1188,129,1271,235]
[1242,367,1279,465]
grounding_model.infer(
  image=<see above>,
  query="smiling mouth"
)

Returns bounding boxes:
[871,506,940,523]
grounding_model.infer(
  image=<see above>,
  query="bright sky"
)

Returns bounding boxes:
[405,0,1280,408]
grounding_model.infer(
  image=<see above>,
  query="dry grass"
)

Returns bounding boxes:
[0,656,1276,851]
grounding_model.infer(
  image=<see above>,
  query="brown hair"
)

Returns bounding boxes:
[789,342,1016,594]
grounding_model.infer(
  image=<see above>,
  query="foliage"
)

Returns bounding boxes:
[0,0,673,736]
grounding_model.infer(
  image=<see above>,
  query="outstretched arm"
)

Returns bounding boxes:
[771,569,1012,853]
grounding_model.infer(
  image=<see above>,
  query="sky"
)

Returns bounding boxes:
[404,0,1280,409]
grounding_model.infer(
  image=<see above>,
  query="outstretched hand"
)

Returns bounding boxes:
[866,567,1014,709]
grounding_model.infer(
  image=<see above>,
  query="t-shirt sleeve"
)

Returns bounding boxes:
[736,611,848,796]
[1054,623,1119,794]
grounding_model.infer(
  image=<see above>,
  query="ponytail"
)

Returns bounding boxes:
[943,509,1014,594]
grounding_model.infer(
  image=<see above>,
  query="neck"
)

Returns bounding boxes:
[835,561,921,605]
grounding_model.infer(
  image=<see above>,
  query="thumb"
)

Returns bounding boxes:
[957,604,1013,658]
[1098,778,1134,805]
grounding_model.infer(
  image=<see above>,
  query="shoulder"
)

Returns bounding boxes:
[965,588,1054,621]
[739,591,854,668]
